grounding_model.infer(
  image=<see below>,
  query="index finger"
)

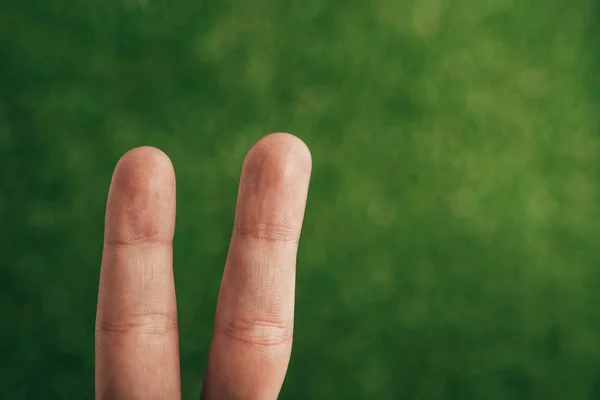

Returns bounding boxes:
[95,147,180,399]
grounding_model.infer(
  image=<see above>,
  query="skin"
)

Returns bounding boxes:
[95,133,312,399]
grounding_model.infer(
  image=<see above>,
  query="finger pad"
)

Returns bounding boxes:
[236,133,312,241]
[243,133,312,187]
[105,146,176,244]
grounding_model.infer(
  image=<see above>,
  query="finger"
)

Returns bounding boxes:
[95,147,180,400]
[201,133,312,400]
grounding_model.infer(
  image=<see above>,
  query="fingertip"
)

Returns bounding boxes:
[106,146,176,244]
[261,132,312,161]
[243,133,312,185]
[110,146,175,198]
[120,145,173,164]
[112,146,175,187]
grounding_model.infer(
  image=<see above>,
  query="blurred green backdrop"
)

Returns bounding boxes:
[2,0,600,398]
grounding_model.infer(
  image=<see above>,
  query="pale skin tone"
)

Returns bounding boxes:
[95,133,312,399]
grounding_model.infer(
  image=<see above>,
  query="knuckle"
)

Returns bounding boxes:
[104,213,173,247]
[234,220,299,244]
[96,312,178,335]
[214,316,293,348]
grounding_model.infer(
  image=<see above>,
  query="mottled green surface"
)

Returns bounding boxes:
[2,0,600,398]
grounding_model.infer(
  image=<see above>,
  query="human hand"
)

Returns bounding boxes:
[95,133,312,399]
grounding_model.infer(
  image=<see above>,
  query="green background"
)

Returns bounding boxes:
[2,0,600,398]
